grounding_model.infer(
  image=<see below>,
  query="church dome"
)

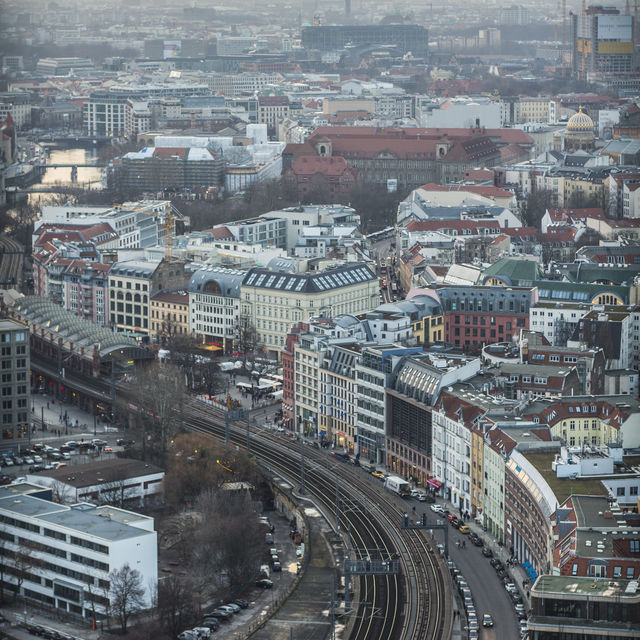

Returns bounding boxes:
[566,106,594,132]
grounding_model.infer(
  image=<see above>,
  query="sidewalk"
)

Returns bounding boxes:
[24,393,116,449]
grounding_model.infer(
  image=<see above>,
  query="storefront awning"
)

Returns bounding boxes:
[427,478,443,489]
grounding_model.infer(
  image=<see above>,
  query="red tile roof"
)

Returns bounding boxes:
[290,155,354,177]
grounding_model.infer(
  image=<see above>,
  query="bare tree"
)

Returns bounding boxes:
[12,541,43,603]
[50,479,73,504]
[189,489,263,599]
[109,563,147,633]
[157,575,197,638]
[235,314,261,359]
[98,477,137,508]
[130,362,186,464]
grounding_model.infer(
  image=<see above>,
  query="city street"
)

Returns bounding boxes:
[425,501,521,640]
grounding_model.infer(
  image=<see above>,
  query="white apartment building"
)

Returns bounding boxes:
[124,100,152,137]
[84,85,209,137]
[38,201,172,249]
[0,483,157,617]
[206,72,281,97]
[188,267,244,350]
[431,405,473,514]
[529,302,592,346]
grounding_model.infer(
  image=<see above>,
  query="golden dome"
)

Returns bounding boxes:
[566,106,594,132]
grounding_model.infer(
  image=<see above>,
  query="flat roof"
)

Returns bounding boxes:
[39,503,153,541]
[533,575,639,599]
[523,450,608,504]
[34,458,164,488]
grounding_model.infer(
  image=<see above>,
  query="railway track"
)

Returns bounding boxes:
[185,401,452,640]
[0,236,24,289]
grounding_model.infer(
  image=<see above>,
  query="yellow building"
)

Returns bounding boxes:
[470,427,485,518]
[412,314,444,346]
[524,398,635,450]
[150,290,190,341]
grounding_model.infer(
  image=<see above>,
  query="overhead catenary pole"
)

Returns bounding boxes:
[300,433,306,494]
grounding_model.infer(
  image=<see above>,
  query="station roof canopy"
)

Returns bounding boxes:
[3,292,153,361]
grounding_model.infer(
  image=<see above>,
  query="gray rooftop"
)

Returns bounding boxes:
[3,292,151,360]
[39,504,153,541]
[0,491,154,542]
[110,260,158,278]
[188,266,245,297]
[242,262,376,294]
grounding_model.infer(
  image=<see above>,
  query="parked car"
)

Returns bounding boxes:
[255,578,273,589]
[272,561,282,572]
[202,610,229,620]
[233,599,249,609]
[116,438,134,446]
[482,547,493,557]
[12,456,23,465]
[199,620,219,631]
[178,631,198,640]
[23,456,34,465]
[32,455,43,464]
[191,627,212,639]
[458,525,470,534]
[224,603,240,614]
[445,513,457,523]
[430,504,444,513]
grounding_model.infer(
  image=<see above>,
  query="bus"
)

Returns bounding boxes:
[384,475,411,497]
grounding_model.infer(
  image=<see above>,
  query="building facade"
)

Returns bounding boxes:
[0,484,157,618]
[0,319,29,451]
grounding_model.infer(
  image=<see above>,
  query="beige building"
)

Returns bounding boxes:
[535,172,606,209]
[319,343,359,450]
[109,259,188,342]
[517,98,553,124]
[294,332,326,438]
[150,289,190,341]
[240,263,379,359]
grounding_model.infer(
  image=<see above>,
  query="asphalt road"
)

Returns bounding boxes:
[427,509,520,640]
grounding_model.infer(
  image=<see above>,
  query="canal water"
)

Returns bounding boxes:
[29,147,106,206]
[40,147,103,187]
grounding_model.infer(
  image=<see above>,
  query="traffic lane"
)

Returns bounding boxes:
[439,524,520,640]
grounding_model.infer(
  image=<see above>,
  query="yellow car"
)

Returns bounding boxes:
[458,525,470,534]
[371,471,385,479]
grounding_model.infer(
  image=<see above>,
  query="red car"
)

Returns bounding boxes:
[445,513,457,523]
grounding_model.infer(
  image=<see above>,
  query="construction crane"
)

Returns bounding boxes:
[113,201,186,261]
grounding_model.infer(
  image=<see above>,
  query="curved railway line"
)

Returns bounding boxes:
[185,401,452,640]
